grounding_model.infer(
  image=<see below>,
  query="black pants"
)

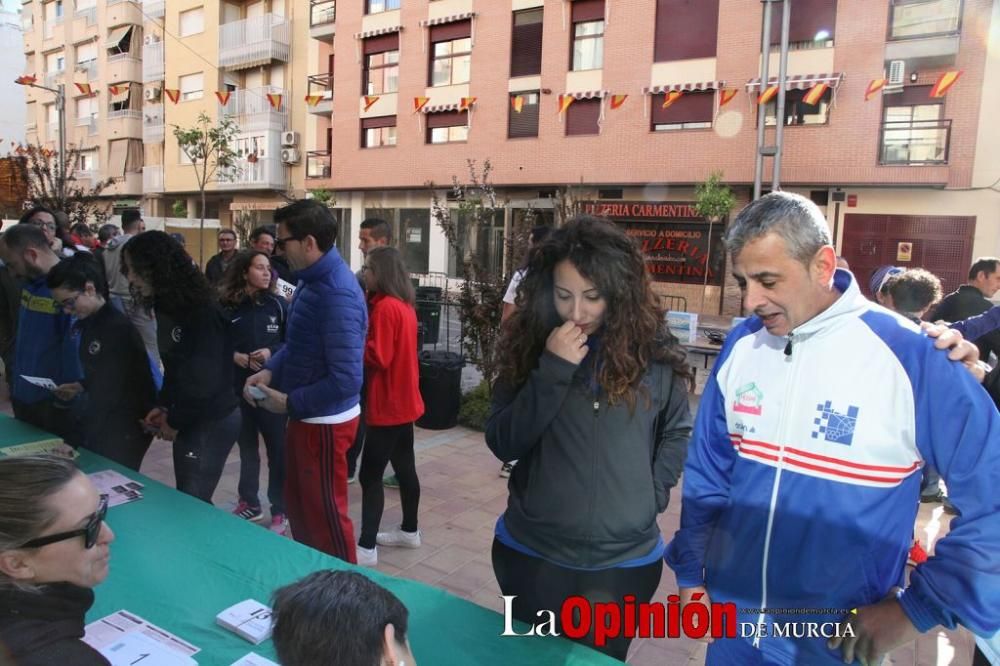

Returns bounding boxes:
[12,399,79,446]
[358,422,419,549]
[236,401,287,514]
[173,407,241,504]
[83,412,153,471]
[346,405,366,477]
[492,539,663,662]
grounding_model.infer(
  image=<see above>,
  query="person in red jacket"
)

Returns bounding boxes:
[356,246,425,567]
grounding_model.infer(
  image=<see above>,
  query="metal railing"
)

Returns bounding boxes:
[143,103,164,143]
[307,72,334,96]
[76,60,98,80]
[108,109,142,120]
[219,14,291,69]
[222,86,288,130]
[888,0,962,40]
[108,53,141,65]
[44,70,64,88]
[143,165,164,193]
[43,17,63,40]
[74,6,97,25]
[218,156,287,190]
[143,0,165,18]
[310,0,335,26]
[143,42,164,82]
[306,150,331,178]
[879,119,952,165]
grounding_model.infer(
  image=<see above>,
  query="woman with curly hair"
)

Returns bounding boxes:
[122,231,240,503]
[485,216,693,660]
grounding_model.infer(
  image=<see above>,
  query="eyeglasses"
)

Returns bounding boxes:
[275,235,299,249]
[32,222,57,231]
[22,495,108,550]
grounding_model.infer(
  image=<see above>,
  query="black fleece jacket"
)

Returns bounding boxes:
[0,583,109,666]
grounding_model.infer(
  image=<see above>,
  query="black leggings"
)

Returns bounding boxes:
[492,538,663,662]
[358,422,420,549]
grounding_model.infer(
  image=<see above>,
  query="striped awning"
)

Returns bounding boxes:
[421,103,461,113]
[746,73,844,90]
[643,81,725,95]
[419,12,475,27]
[354,25,402,40]
[109,83,131,103]
[105,25,133,49]
[565,90,608,100]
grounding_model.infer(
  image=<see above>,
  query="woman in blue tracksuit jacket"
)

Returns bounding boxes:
[219,251,289,532]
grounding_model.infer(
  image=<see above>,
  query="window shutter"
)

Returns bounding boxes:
[430,19,471,43]
[651,91,715,124]
[361,115,396,129]
[508,92,540,138]
[565,98,601,135]
[654,0,719,62]
[426,110,468,128]
[510,10,543,77]
[770,0,837,44]
[363,32,399,55]
[571,0,604,22]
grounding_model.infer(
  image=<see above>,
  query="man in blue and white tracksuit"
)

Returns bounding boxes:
[666,192,1000,665]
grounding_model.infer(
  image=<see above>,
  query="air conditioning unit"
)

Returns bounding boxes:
[887,60,906,86]
[281,131,298,147]
[144,87,161,101]
[144,34,160,45]
[280,148,300,165]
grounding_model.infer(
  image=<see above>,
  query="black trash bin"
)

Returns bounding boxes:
[416,350,464,430]
[415,286,443,345]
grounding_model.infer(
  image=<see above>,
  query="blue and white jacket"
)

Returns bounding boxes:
[666,270,1000,664]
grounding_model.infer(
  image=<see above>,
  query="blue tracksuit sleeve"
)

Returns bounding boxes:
[897,346,1000,636]
[948,305,1000,343]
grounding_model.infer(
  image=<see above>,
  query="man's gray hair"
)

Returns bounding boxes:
[725,192,832,265]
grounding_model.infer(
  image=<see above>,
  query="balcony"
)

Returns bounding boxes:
[218,157,287,191]
[306,150,331,179]
[74,6,96,27]
[310,0,335,43]
[143,165,164,193]
[74,116,99,139]
[142,0,165,18]
[107,54,142,83]
[879,119,952,165]
[143,103,164,143]
[75,60,98,81]
[44,70,64,89]
[886,0,961,64]
[219,14,291,70]
[43,17,64,42]
[107,109,142,138]
[306,73,333,115]
[222,86,288,131]
[143,42,164,83]
[105,172,143,196]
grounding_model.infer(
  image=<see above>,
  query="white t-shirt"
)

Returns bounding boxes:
[503,269,526,305]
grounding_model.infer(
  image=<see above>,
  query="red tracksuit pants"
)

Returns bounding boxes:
[284,418,359,564]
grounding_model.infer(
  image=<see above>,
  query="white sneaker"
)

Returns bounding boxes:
[376,528,421,549]
[356,545,378,567]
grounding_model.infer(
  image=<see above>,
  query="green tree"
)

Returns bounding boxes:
[14,143,114,226]
[694,171,736,308]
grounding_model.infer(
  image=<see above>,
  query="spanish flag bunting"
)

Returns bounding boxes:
[557,95,575,114]
[74,82,93,95]
[609,94,628,110]
[459,97,477,111]
[413,96,430,112]
[802,82,829,106]
[215,91,232,105]
[305,94,324,107]
[719,88,739,108]
[864,78,887,101]
[757,85,779,105]
[266,93,283,110]
[364,95,380,111]
[662,91,683,110]
[15,75,36,85]
[510,95,525,113]
[164,88,181,104]
[929,70,962,98]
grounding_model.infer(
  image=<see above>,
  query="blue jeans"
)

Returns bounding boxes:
[172,407,241,504]
[236,400,287,515]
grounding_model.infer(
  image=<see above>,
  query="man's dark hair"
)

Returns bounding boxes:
[47,252,109,298]
[18,206,55,226]
[969,257,1000,281]
[120,209,143,233]
[887,268,942,315]
[275,200,338,253]
[250,226,275,243]
[271,570,409,666]
[530,225,552,245]
[360,218,392,244]
[2,223,52,253]
[97,223,118,244]
[218,228,237,239]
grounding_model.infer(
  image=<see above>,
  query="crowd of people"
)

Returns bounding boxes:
[0,192,998,665]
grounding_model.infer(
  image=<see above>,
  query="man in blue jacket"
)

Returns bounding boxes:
[666,192,1000,664]
[245,200,367,564]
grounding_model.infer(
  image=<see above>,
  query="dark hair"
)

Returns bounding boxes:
[250,226,275,243]
[218,250,275,307]
[122,231,213,315]
[2,223,52,253]
[365,246,415,305]
[272,570,409,666]
[169,233,186,247]
[275,200,337,253]
[969,257,1000,281]
[888,268,942,315]
[360,218,392,244]
[530,225,552,245]
[218,228,237,240]
[18,206,55,226]
[47,252,109,299]
[725,192,831,265]
[120,209,142,233]
[71,223,92,237]
[498,216,690,408]
[97,224,118,244]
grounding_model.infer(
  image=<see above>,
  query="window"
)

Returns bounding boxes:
[430,21,471,87]
[654,0,719,62]
[508,91,540,138]
[363,207,431,273]
[106,25,136,56]
[880,85,948,164]
[565,98,601,136]
[46,50,65,73]
[54,0,63,18]
[363,34,399,95]
[46,103,57,125]
[651,91,714,131]
[510,9,543,77]
[76,42,97,65]
[366,0,400,14]
[426,111,468,144]
[570,0,604,71]
[75,95,96,120]
[77,149,98,172]
[179,7,204,37]
[76,0,96,10]
[179,72,203,101]
[768,0,836,48]
[361,116,397,148]
[109,83,138,113]
[763,87,832,126]
[889,0,961,40]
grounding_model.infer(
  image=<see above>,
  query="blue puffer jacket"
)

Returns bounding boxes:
[265,249,367,420]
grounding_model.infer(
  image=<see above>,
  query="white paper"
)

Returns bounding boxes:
[84,610,200,657]
[216,599,273,645]
[20,375,57,390]
[276,278,296,300]
[99,632,197,666]
[231,653,280,666]
[88,470,145,507]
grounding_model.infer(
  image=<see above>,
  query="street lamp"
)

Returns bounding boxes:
[14,76,67,204]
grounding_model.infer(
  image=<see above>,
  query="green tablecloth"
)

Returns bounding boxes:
[0,416,619,666]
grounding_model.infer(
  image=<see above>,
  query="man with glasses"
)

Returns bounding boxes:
[205,229,239,286]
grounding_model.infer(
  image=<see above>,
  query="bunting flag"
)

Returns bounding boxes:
[304,94,324,107]
[247,152,259,163]
[757,85,779,105]
[15,75,37,85]
[802,83,829,106]
[459,97,477,111]
[164,88,181,104]
[719,88,739,108]
[609,94,628,110]
[864,79,887,102]
[74,82,93,95]
[108,85,121,96]
[413,96,430,112]
[662,91,683,110]
[266,93,283,110]
[364,95,380,111]
[929,70,963,98]
[215,91,232,105]
[510,95,525,113]
[15,145,25,155]
[557,95,575,114]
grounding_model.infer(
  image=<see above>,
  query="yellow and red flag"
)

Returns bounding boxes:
[802,82,829,106]
[510,95,525,113]
[164,88,180,104]
[215,91,232,105]
[304,94,323,107]
[662,91,683,109]
[757,85,779,105]
[413,96,430,112]
[15,75,37,85]
[266,93,282,110]
[108,85,122,96]
[609,94,628,110]
[719,88,739,108]
[74,83,93,95]
[929,70,962,98]
[557,95,575,114]
[364,95,380,111]
[864,78,887,101]
[459,97,477,111]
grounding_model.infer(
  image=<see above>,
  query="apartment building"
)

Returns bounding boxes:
[1,9,26,156]
[301,0,1000,315]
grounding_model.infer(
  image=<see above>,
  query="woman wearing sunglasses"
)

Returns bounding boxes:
[0,455,114,665]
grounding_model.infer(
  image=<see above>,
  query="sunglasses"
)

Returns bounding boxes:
[22,495,108,550]
[274,235,298,249]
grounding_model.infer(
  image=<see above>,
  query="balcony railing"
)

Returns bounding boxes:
[43,17,63,40]
[310,0,335,26]
[143,165,164,193]
[143,42,164,82]
[222,86,288,130]
[143,0,165,18]
[888,0,962,40]
[306,150,331,179]
[108,109,142,120]
[75,60,98,80]
[44,70,64,88]
[143,103,164,143]
[879,119,952,165]
[74,6,96,25]
[219,14,291,70]
[218,157,287,190]
[306,73,334,114]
